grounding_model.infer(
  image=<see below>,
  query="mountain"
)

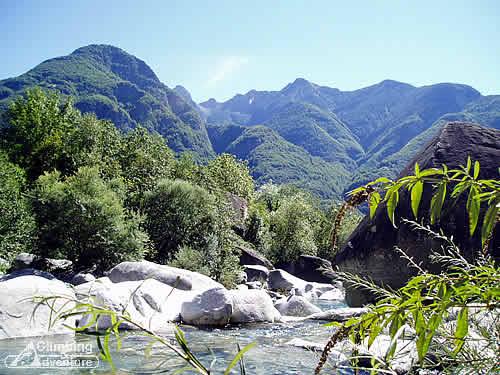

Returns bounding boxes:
[0,45,214,159]
[1,45,499,200]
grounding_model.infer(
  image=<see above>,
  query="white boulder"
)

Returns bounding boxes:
[229,289,281,323]
[181,287,233,326]
[274,295,322,317]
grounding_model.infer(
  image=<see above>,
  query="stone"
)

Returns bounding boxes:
[70,272,96,286]
[334,123,500,306]
[0,268,57,281]
[268,269,307,292]
[277,255,338,284]
[245,281,262,289]
[307,307,369,321]
[0,275,76,339]
[238,245,273,269]
[107,261,221,291]
[9,253,73,279]
[274,295,321,317]
[229,289,281,323]
[181,287,233,326]
[77,279,192,331]
[243,264,270,282]
[318,288,345,301]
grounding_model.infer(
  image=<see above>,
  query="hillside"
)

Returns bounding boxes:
[0,45,214,159]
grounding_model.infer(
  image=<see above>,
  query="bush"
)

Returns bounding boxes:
[0,152,35,261]
[32,167,147,271]
[169,246,211,276]
[143,179,218,263]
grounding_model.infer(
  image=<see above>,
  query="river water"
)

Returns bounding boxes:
[0,300,358,374]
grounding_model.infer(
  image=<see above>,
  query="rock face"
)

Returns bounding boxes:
[277,255,337,284]
[243,264,270,282]
[181,287,233,326]
[334,123,500,306]
[268,269,307,291]
[238,245,274,269]
[0,275,76,339]
[107,261,221,291]
[274,295,321,317]
[10,253,73,279]
[229,289,281,323]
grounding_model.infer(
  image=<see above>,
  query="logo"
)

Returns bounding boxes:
[3,340,99,369]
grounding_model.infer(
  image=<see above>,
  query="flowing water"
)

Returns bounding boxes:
[0,300,358,374]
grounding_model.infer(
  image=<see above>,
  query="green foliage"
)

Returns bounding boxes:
[200,153,255,201]
[143,179,218,263]
[0,151,35,260]
[169,246,211,276]
[119,126,175,208]
[353,158,499,248]
[32,167,147,271]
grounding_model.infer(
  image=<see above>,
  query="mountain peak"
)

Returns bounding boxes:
[282,77,313,92]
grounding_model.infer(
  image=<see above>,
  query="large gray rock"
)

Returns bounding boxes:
[277,255,338,284]
[108,261,221,291]
[334,123,500,306]
[10,253,73,278]
[238,245,273,269]
[70,272,96,286]
[243,264,270,282]
[181,287,233,326]
[307,307,369,321]
[268,269,307,291]
[0,275,76,339]
[229,289,281,323]
[274,295,321,317]
[77,278,192,331]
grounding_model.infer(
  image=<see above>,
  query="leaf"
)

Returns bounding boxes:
[411,180,423,219]
[481,203,498,247]
[467,190,481,236]
[453,307,469,355]
[430,182,447,225]
[369,191,381,219]
[473,160,480,179]
[414,163,420,177]
[386,189,399,227]
[224,342,256,375]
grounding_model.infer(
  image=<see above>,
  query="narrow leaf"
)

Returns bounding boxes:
[430,182,447,225]
[224,342,256,375]
[411,180,423,219]
[386,189,399,227]
[369,191,381,219]
[473,160,480,179]
[481,203,498,247]
[454,307,469,355]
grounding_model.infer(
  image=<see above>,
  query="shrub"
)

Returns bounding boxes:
[0,151,35,261]
[143,179,218,263]
[32,167,147,271]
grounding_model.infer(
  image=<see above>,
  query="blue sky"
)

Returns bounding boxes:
[1,1,499,102]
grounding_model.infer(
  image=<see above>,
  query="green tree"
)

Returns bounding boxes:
[119,126,175,208]
[200,153,255,201]
[143,179,218,263]
[32,167,147,271]
[0,151,35,261]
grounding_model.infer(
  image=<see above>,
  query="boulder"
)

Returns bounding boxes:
[107,261,221,291]
[229,289,281,323]
[77,279,192,331]
[70,272,96,286]
[334,123,500,306]
[245,281,263,289]
[0,275,76,339]
[318,288,345,301]
[0,268,56,281]
[268,269,307,292]
[277,255,337,284]
[274,295,321,317]
[9,253,73,279]
[181,287,233,326]
[238,245,273,269]
[307,307,369,321]
[243,264,270,282]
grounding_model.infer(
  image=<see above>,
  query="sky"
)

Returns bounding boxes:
[1,1,499,102]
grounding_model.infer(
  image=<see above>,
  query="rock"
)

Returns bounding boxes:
[70,272,96,285]
[9,253,73,279]
[235,270,248,284]
[243,264,270,282]
[274,295,321,317]
[181,287,233,326]
[268,269,307,292]
[77,279,192,331]
[267,290,286,300]
[334,123,500,306]
[236,284,249,291]
[285,338,325,351]
[277,255,337,284]
[108,261,221,291]
[318,288,345,301]
[0,275,76,339]
[307,307,369,321]
[245,281,263,289]
[229,289,281,323]
[238,245,273,269]
[0,268,57,281]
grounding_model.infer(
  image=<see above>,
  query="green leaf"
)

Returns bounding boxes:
[411,180,423,219]
[454,307,469,355]
[414,163,420,177]
[386,189,399,227]
[467,189,481,236]
[369,191,381,219]
[224,342,256,375]
[430,182,447,225]
[473,160,480,179]
[481,203,498,247]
